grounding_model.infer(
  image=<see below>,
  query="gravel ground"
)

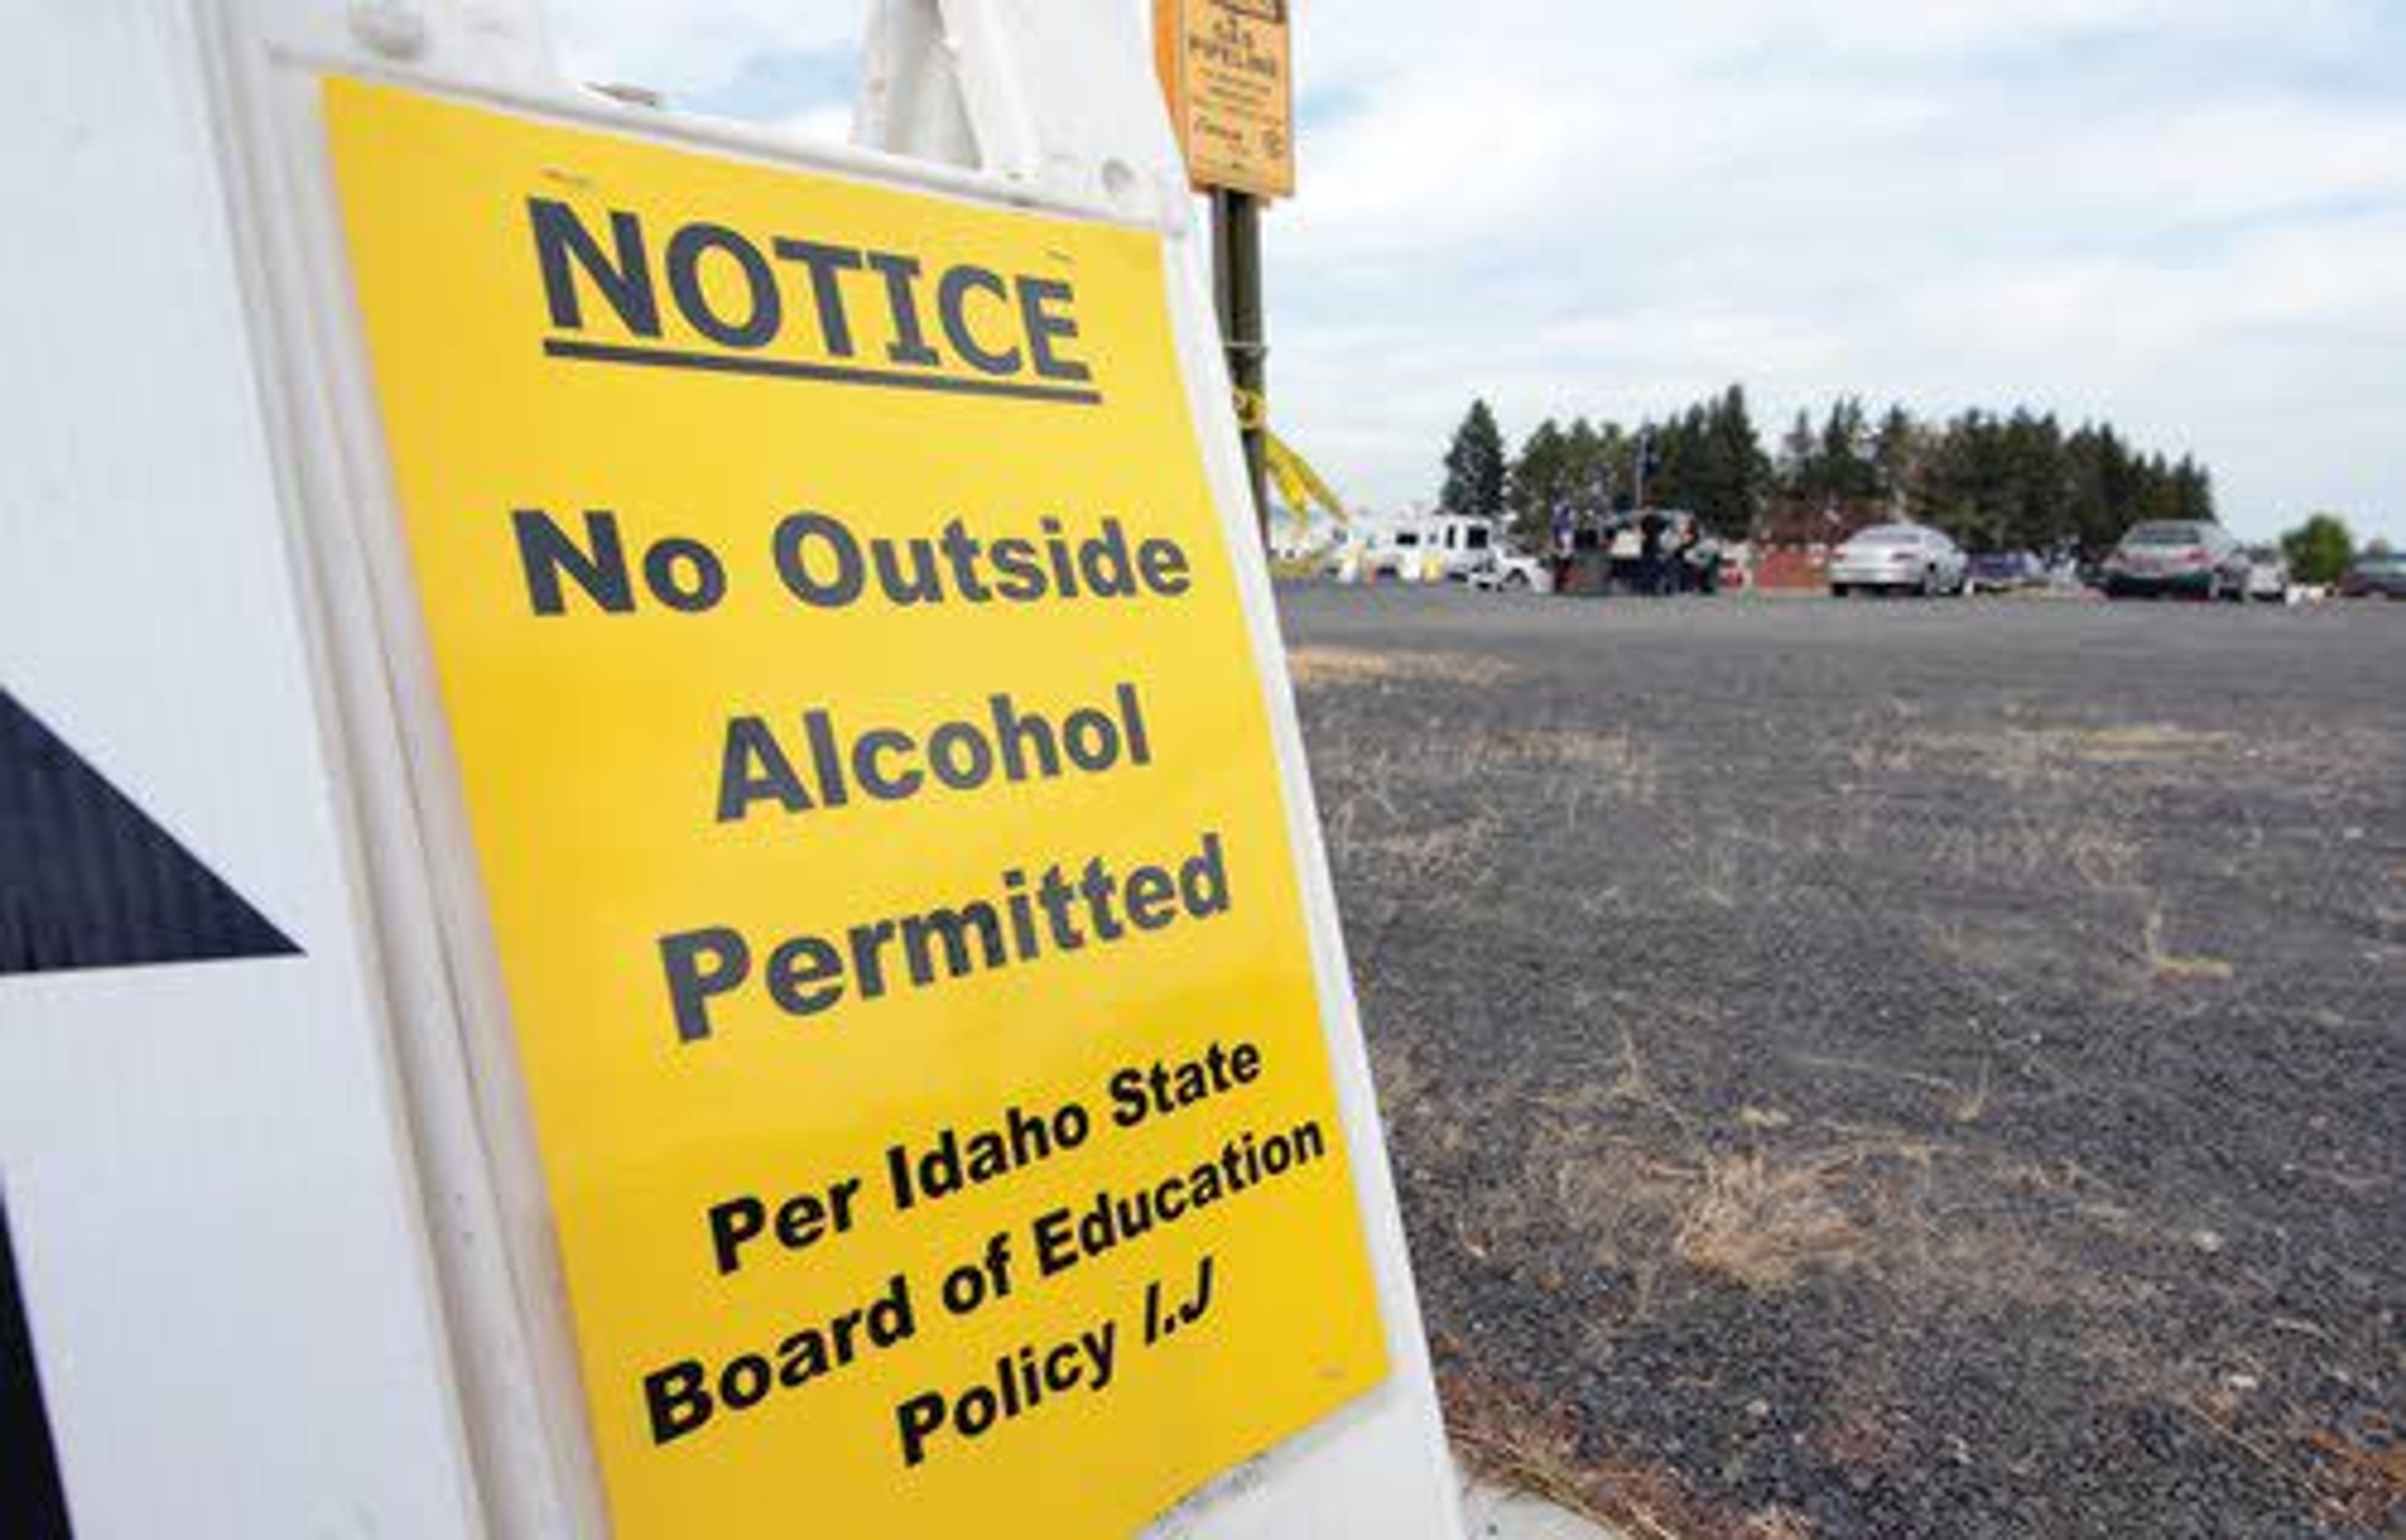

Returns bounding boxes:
[1279,585,2402,1539]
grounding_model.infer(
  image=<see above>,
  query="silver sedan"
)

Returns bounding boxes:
[1828,524,1969,596]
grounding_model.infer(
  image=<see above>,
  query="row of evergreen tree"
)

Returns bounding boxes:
[1439,388,2217,555]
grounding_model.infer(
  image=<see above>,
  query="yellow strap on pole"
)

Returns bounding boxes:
[1263,430,1348,525]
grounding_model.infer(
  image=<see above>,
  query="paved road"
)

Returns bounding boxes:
[1281,586,2402,1538]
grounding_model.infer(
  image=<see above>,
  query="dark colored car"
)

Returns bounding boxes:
[2338,551,2406,599]
[1966,550,2045,594]
[2100,520,2250,600]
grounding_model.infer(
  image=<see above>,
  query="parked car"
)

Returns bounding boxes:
[1828,523,1967,596]
[2338,551,2406,599]
[1466,547,1555,593]
[1965,549,2046,595]
[2240,546,2291,603]
[2100,520,2250,600]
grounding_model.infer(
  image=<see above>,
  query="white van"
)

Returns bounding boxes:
[1335,512,1502,582]
[1421,515,1499,580]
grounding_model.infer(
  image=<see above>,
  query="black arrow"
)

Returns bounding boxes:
[1,688,299,976]
[2,1191,72,1536]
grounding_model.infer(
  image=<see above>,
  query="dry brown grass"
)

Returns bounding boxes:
[1312,717,1667,915]
[2046,723,2241,762]
[1907,723,2238,788]
[1672,1150,1873,1289]
[1442,1365,1718,1539]
[1919,810,2142,887]
[1886,718,2390,799]
[1914,806,2239,992]
[1408,1021,2228,1535]
[2301,1424,2406,1530]
[1739,1507,1815,1540]
[1494,727,1665,811]
[2137,905,2237,982]
[1447,1394,1630,1532]
[1285,645,1513,687]
[1919,913,2076,983]
[1446,1361,1843,1538]
[1345,816,1504,883]
[1511,1042,1967,1302]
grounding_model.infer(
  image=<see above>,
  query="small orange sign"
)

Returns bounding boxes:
[1154,0,1295,199]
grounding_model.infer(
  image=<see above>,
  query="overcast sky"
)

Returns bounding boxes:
[549,2,2406,544]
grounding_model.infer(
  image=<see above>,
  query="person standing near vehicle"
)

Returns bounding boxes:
[1674,517,1704,593]
[1638,509,1669,596]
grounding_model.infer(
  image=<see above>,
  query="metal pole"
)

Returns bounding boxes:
[1212,189,1271,544]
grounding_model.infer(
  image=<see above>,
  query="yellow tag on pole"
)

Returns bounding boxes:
[1154,0,1297,198]
[325,78,1385,1537]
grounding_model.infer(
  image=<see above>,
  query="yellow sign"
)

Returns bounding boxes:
[1154,0,1296,198]
[325,79,1384,1537]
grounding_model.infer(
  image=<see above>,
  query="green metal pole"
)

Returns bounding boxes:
[1212,189,1271,545]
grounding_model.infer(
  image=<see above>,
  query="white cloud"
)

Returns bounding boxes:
[1264,0,2406,537]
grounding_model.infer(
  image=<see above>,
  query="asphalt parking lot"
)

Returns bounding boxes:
[1280,586,2401,1538]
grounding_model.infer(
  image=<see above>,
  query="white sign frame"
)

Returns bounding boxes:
[6,1,1464,1534]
